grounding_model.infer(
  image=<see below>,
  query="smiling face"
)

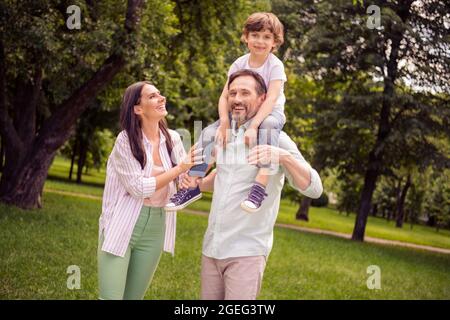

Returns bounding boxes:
[227,75,266,124]
[244,29,276,57]
[133,84,167,121]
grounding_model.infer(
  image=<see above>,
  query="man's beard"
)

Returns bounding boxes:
[230,102,249,123]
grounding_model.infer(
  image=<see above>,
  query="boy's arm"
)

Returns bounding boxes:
[218,80,230,125]
[216,80,231,146]
[249,79,282,129]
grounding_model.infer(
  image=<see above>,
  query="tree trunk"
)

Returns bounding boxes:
[351,1,413,241]
[389,178,402,222]
[0,135,4,172]
[69,135,78,181]
[396,174,411,228]
[352,153,380,241]
[296,197,311,221]
[0,52,126,208]
[76,140,88,184]
[0,144,56,208]
[0,0,145,209]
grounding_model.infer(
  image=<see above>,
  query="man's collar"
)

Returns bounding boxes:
[231,118,252,131]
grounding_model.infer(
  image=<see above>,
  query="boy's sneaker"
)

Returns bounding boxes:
[240,183,268,213]
[164,186,202,211]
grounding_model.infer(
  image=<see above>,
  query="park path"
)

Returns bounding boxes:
[45,188,450,255]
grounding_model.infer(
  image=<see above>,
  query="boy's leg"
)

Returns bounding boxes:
[257,114,283,153]
[166,119,223,211]
[256,114,284,176]
[241,115,284,213]
[189,120,220,178]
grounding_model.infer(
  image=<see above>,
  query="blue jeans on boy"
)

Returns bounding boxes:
[189,113,285,177]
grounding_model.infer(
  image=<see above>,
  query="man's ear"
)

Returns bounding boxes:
[259,93,267,104]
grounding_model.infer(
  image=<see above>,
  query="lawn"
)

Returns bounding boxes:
[0,192,449,299]
[44,156,450,250]
[44,157,105,197]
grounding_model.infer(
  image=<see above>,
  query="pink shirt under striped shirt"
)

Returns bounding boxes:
[98,129,186,257]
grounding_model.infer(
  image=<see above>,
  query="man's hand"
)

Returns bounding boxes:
[215,122,230,147]
[247,145,290,167]
[244,127,258,147]
[179,174,202,190]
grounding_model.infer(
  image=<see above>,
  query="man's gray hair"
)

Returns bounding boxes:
[228,69,267,96]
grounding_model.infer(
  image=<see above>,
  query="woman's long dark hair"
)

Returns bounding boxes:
[119,81,175,169]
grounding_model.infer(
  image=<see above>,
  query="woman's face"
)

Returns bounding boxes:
[134,84,167,121]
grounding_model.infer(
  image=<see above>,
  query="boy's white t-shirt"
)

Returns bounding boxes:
[227,53,287,123]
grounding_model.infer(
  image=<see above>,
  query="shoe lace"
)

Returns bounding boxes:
[247,185,268,206]
[169,189,189,203]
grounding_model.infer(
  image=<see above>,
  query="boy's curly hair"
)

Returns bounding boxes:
[241,12,284,50]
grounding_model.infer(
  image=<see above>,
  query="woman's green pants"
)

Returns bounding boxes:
[98,206,165,300]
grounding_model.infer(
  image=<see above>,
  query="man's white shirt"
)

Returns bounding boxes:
[202,122,323,260]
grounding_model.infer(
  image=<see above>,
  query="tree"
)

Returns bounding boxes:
[395,173,411,227]
[425,171,450,232]
[336,173,364,216]
[158,0,270,131]
[0,0,271,209]
[60,100,116,183]
[0,0,146,208]
[283,73,325,221]
[278,0,450,241]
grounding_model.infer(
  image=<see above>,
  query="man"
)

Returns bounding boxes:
[181,69,323,300]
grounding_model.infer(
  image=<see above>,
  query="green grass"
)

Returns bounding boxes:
[1,193,449,299]
[48,157,106,186]
[275,201,450,250]
[45,156,450,250]
[186,197,450,250]
[44,156,106,197]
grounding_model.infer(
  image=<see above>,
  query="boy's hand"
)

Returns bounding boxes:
[244,127,258,147]
[215,122,230,147]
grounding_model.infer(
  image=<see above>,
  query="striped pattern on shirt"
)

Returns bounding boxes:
[99,129,186,257]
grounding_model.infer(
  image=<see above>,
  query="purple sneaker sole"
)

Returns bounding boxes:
[240,200,261,213]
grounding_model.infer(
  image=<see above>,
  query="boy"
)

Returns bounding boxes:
[165,12,287,213]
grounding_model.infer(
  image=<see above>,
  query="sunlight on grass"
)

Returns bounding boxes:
[45,156,450,250]
[1,193,449,299]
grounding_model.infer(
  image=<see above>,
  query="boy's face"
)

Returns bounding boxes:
[244,29,276,56]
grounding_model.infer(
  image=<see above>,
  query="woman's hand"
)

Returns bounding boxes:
[215,122,230,147]
[247,145,290,167]
[178,144,204,172]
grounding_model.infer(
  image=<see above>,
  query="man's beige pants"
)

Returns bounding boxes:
[200,254,267,300]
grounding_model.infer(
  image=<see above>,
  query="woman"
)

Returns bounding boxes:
[97,81,202,300]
